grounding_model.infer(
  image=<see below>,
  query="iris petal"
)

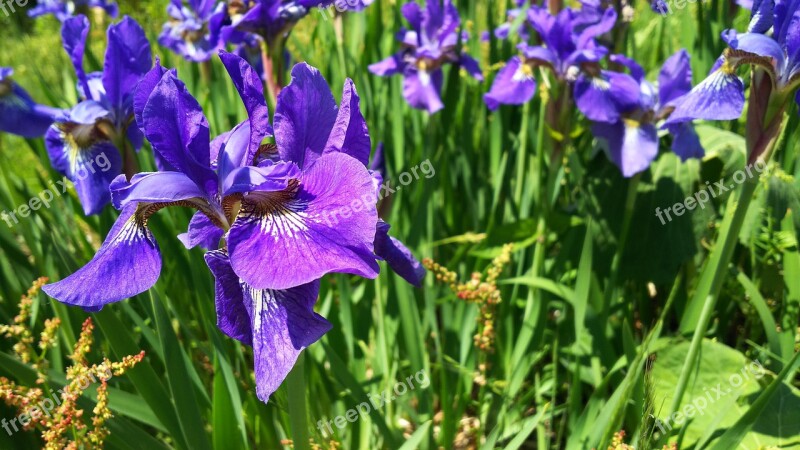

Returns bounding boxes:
[323,79,372,166]
[220,51,272,160]
[42,204,161,309]
[592,120,659,177]
[375,221,425,287]
[658,49,693,107]
[402,66,445,114]
[103,16,152,112]
[574,71,640,123]
[483,57,537,111]
[179,212,225,250]
[205,250,252,345]
[664,69,745,124]
[228,153,379,290]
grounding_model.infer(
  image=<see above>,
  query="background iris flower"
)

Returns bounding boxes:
[0,68,62,138]
[43,15,152,215]
[27,0,118,20]
[159,0,228,62]
[368,0,483,114]
[590,50,704,177]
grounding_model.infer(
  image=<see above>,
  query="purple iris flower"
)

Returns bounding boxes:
[27,0,118,21]
[160,0,228,62]
[221,0,333,46]
[0,68,62,138]
[43,52,424,402]
[590,51,704,177]
[43,16,152,215]
[665,0,800,126]
[368,0,483,114]
[483,2,639,119]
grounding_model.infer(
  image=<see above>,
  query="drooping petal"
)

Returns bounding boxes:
[219,51,272,161]
[61,15,92,98]
[483,57,537,111]
[109,171,210,210]
[245,280,331,402]
[459,54,484,81]
[658,49,693,106]
[103,16,152,113]
[592,120,659,177]
[45,126,122,215]
[42,204,161,309]
[205,250,252,345]
[666,122,705,161]
[322,79,371,166]
[228,153,380,290]
[0,84,60,138]
[179,211,225,250]
[274,63,338,169]
[574,71,641,122]
[664,68,745,124]
[402,66,445,114]
[368,54,404,76]
[374,221,425,287]
[142,71,217,193]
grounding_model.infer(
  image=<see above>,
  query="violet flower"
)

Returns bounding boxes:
[28,0,118,20]
[159,0,228,62]
[44,16,152,215]
[483,1,639,119]
[590,50,704,177]
[663,0,800,162]
[43,52,424,402]
[368,0,483,114]
[221,0,334,46]
[0,68,62,138]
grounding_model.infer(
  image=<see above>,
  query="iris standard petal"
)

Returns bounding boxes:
[133,60,169,136]
[322,79,372,166]
[245,280,331,402]
[483,57,537,111]
[228,153,380,290]
[402,66,445,114]
[658,49,693,106]
[42,204,161,309]
[664,69,745,124]
[61,15,92,97]
[179,212,225,250]
[142,71,217,192]
[592,120,659,177]
[45,126,122,215]
[103,17,152,112]
[274,63,339,169]
[219,51,272,159]
[374,221,425,287]
[205,250,252,345]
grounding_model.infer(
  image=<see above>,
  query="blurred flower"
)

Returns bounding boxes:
[44,16,153,215]
[27,0,118,21]
[43,52,424,402]
[590,50,704,177]
[0,68,63,138]
[159,0,228,62]
[664,0,799,162]
[221,0,336,46]
[482,0,637,118]
[369,0,483,114]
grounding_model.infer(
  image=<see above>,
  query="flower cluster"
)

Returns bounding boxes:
[369,0,483,114]
[28,0,118,21]
[0,279,144,449]
[42,51,424,402]
[159,0,228,62]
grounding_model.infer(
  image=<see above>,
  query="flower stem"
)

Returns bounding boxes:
[287,352,310,450]
[259,40,282,105]
[668,175,759,417]
[603,172,641,309]
[514,101,530,210]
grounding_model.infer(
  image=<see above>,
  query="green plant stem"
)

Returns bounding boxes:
[287,352,310,450]
[668,176,759,417]
[603,172,641,308]
[514,101,531,209]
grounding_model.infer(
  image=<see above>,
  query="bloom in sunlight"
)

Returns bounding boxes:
[43,52,424,402]
[368,0,483,114]
[43,16,152,215]
[483,0,639,119]
[28,0,118,20]
[591,50,704,177]
[221,0,336,46]
[0,68,62,138]
[664,0,800,161]
[160,0,228,62]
